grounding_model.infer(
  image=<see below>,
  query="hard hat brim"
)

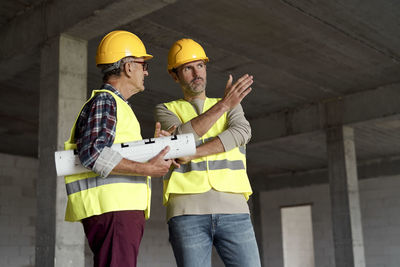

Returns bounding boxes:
[168,57,209,70]
[96,53,153,65]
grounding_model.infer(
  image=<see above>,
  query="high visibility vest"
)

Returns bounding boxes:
[64,89,151,221]
[163,98,253,205]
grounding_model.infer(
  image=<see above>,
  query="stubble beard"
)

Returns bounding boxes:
[182,77,207,96]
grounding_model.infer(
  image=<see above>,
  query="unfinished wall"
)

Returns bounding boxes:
[360,176,400,267]
[0,153,38,267]
[260,175,400,267]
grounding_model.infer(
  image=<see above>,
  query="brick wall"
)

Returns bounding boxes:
[0,153,38,267]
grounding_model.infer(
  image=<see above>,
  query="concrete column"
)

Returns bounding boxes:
[37,34,87,267]
[326,126,365,267]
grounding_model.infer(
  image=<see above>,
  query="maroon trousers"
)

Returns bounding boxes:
[82,210,145,267]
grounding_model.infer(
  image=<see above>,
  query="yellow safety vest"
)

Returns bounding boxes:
[163,98,252,205]
[64,89,151,221]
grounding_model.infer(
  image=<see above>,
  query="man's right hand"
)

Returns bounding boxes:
[184,74,253,139]
[220,74,253,111]
[145,146,173,177]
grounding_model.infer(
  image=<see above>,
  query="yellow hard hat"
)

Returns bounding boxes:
[96,30,153,65]
[167,39,209,71]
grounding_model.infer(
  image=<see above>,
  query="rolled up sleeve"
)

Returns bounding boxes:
[218,104,251,152]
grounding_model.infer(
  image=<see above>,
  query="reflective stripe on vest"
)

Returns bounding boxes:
[169,159,245,175]
[66,175,147,195]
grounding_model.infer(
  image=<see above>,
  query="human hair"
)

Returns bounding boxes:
[98,56,135,83]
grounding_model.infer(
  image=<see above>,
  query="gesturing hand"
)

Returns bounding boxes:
[154,122,176,138]
[221,74,253,110]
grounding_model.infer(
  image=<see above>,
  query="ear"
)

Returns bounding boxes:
[168,70,180,83]
[124,61,133,78]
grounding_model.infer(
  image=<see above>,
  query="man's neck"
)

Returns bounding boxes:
[107,78,137,100]
[183,92,207,102]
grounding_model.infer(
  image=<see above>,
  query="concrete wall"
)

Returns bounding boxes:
[260,175,400,267]
[360,176,400,267]
[0,153,38,267]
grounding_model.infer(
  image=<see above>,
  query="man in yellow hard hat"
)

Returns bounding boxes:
[154,38,261,266]
[63,30,174,267]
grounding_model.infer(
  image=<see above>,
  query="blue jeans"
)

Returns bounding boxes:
[168,214,261,267]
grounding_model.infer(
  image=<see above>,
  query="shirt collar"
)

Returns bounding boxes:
[101,83,128,103]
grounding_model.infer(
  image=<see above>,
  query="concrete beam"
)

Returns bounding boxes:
[65,0,176,40]
[0,0,175,82]
[251,156,400,192]
[249,82,400,146]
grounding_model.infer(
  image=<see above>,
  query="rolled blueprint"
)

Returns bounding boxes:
[55,133,196,176]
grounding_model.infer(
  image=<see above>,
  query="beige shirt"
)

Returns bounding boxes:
[154,99,252,221]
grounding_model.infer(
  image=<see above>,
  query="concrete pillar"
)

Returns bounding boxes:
[37,34,87,267]
[326,126,365,267]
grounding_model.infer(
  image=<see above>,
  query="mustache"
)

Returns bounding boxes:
[191,77,204,83]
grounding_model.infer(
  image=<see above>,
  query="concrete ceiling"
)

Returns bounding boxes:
[1,0,400,180]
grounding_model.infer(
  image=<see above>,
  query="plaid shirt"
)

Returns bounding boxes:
[75,84,127,169]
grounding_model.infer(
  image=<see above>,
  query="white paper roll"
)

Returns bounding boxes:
[55,133,196,176]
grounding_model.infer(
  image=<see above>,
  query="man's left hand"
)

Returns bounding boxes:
[154,122,176,138]
[154,122,180,168]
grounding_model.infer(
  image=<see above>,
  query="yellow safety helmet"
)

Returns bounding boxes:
[96,30,153,65]
[167,38,209,71]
